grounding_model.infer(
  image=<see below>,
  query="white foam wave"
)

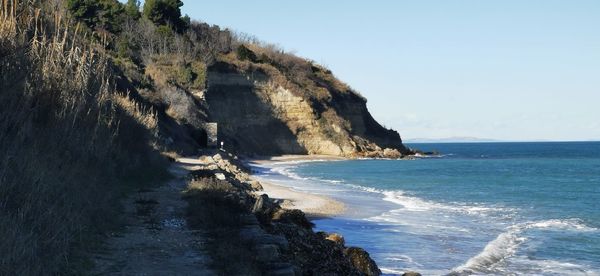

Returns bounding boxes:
[527,218,598,232]
[265,159,341,166]
[413,153,447,158]
[379,267,405,275]
[379,190,512,216]
[269,166,309,181]
[261,159,600,275]
[454,219,598,274]
[269,163,512,218]
[509,258,600,276]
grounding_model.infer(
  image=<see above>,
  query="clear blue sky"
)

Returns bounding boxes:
[143,1,600,141]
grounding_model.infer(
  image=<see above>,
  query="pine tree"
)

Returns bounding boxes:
[125,0,141,20]
[143,0,187,32]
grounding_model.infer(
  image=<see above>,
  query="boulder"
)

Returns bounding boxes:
[383,148,402,159]
[252,194,277,223]
[402,272,422,276]
[325,233,345,246]
[212,153,223,161]
[364,151,381,158]
[344,247,381,276]
[252,194,274,213]
[272,209,314,229]
[248,180,263,191]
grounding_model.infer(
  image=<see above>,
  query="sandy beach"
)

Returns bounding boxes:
[248,155,347,218]
[250,154,347,165]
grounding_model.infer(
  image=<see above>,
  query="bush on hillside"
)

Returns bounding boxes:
[236,44,258,63]
[143,0,188,32]
[66,0,125,33]
[124,0,141,20]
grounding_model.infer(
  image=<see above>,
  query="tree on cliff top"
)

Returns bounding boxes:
[66,0,125,33]
[125,0,141,20]
[143,0,188,32]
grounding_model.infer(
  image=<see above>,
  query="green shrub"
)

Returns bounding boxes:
[143,0,188,32]
[125,0,141,20]
[175,65,194,85]
[191,61,207,90]
[66,0,125,33]
[236,44,258,62]
[116,36,132,59]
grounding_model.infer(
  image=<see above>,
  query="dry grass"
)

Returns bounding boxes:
[0,1,167,274]
[218,42,364,103]
[112,92,159,131]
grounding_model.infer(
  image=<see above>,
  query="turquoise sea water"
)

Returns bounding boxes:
[253,142,600,275]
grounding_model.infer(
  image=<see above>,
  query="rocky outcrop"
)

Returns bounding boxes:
[185,152,382,275]
[344,247,381,276]
[204,62,410,157]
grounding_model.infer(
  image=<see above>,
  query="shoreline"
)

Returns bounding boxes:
[258,180,346,219]
[249,154,347,164]
[248,155,347,219]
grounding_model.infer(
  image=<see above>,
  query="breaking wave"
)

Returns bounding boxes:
[454,219,598,274]
[268,163,512,217]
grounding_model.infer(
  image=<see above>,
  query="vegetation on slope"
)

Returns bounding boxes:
[0,1,167,274]
[60,0,407,156]
[1,0,408,273]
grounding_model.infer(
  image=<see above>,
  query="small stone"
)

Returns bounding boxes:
[214,173,226,180]
[212,153,222,161]
[325,233,345,246]
[245,180,262,191]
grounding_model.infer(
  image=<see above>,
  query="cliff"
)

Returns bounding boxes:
[201,51,409,158]
[140,44,411,158]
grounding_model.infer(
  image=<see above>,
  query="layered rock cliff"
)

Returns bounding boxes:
[203,58,409,158]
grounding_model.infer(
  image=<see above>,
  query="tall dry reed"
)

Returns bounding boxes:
[0,1,167,274]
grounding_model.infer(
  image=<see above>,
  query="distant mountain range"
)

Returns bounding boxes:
[403,136,502,143]
[404,137,600,143]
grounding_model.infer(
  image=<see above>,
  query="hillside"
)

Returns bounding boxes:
[0,0,411,274]
[53,0,411,158]
[205,55,409,157]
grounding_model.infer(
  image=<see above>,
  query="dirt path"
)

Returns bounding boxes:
[91,158,215,275]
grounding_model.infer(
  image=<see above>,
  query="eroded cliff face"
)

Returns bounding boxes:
[205,62,409,157]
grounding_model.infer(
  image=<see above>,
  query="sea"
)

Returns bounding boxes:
[252,142,600,275]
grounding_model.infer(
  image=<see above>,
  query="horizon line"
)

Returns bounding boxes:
[403,139,600,144]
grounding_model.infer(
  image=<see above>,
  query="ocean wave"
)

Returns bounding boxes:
[379,190,513,217]
[453,219,598,274]
[268,163,512,218]
[379,267,406,275]
[526,218,598,231]
[413,153,448,158]
[260,160,600,275]
[264,159,341,166]
[269,166,310,181]
[507,258,600,276]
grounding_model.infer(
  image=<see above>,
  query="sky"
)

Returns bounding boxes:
[149,1,599,141]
